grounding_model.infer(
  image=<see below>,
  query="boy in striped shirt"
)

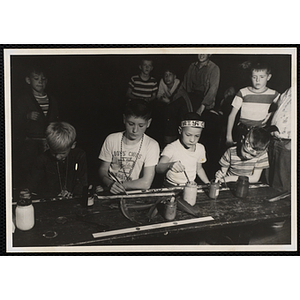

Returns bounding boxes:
[13,65,59,188]
[126,59,158,102]
[226,62,280,146]
[215,127,271,183]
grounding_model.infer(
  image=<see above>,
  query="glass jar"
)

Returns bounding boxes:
[235,176,249,198]
[164,197,177,221]
[183,181,197,206]
[15,198,35,231]
[209,181,220,199]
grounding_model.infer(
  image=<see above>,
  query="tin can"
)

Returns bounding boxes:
[209,181,220,199]
[16,199,35,231]
[164,197,177,220]
[183,181,197,206]
[235,176,249,198]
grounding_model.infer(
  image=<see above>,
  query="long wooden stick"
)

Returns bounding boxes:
[96,192,175,200]
[92,216,214,239]
[11,183,271,205]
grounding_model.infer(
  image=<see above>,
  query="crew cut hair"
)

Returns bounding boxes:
[46,122,76,151]
[250,62,272,75]
[124,99,152,120]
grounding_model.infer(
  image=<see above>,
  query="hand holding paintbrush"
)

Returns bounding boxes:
[178,161,190,184]
[109,173,128,195]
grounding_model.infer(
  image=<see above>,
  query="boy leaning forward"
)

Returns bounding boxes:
[98,99,160,194]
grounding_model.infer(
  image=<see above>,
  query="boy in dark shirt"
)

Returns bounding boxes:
[13,65,59,187]
[20,122,88,199]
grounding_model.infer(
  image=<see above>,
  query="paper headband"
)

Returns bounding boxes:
[181,120,205,128]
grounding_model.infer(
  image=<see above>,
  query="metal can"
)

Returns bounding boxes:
[183,181,197,206]
[164,197,177,220]
[235,176,249,198]
[16,198,35,231]
[209,181,220,199]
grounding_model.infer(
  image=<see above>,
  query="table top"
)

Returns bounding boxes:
[12,184,291,247]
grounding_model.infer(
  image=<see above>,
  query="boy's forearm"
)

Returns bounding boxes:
[197,167,210,184]
[122,177,152,191]
[98,168,114,189]
[226,110,236,139]
[123,167,155,190]
[156,162,171,174]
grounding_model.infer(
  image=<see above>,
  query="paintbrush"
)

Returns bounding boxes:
[109,173,128,195]
[183,170,190,184]
[222,175,228,189]
[179,161,190,183]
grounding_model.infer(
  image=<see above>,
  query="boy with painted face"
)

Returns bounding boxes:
[156,112,210,187]
[216,127,271,183]
[98,100,160,194]
[226,62,280,146]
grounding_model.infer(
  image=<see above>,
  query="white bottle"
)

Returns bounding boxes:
[16,199,35,231]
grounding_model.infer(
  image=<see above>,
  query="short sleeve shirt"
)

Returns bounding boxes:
[219,146,269,176]
[99,132,160,182]
[232,87,280,126]
[161,139,207,185]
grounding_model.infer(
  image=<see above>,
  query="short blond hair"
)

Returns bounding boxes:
[46,122,76,151]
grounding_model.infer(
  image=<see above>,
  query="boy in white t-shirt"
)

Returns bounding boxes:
[98,99,160,194]
[156,112,210,187]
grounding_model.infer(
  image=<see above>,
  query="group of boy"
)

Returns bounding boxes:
[15,57,292,202]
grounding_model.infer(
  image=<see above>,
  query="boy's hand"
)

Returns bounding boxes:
[215,170,225,182]
[27,111,40,121]
[58,190,73,199]
[110,182,127,195]
[226,136,235,147]
[19,189,31,200]
[169,161,185,173]
[161,94,171,104]
[95,185,104,194]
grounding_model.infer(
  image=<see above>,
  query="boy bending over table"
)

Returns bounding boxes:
[20,122,88,199]
[98,99,160,194]
[215,127,271,183]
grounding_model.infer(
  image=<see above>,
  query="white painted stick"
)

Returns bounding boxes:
[96,192,175,200]
[92,216,214,239]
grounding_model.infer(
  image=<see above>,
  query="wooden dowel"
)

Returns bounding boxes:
[96,192,175,200]
[92,216,214,239]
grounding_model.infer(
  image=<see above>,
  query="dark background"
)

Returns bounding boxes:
[10,53,291,184]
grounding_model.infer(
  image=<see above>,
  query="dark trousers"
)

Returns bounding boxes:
[267,139,291,192]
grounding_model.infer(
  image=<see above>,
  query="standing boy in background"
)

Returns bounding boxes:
[20,122,88,199]
[13,65,59,188]
[98,100,160,194]
[226,62,280,146]
[157,66,193,145]
[126,59,158,102]
[178,54,220,116]
[156,112,210,187]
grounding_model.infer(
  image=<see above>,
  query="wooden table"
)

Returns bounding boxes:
[12,184,291,247]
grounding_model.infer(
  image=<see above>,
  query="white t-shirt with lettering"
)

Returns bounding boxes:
[99,132,160,182]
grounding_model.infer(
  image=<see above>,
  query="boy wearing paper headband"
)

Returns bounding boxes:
[156,112,210,187]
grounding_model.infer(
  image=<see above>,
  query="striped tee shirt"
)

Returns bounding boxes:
[232,87,280,127]
[34,94,49,116]
[219,146,269,176]
[128,75,158,101]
